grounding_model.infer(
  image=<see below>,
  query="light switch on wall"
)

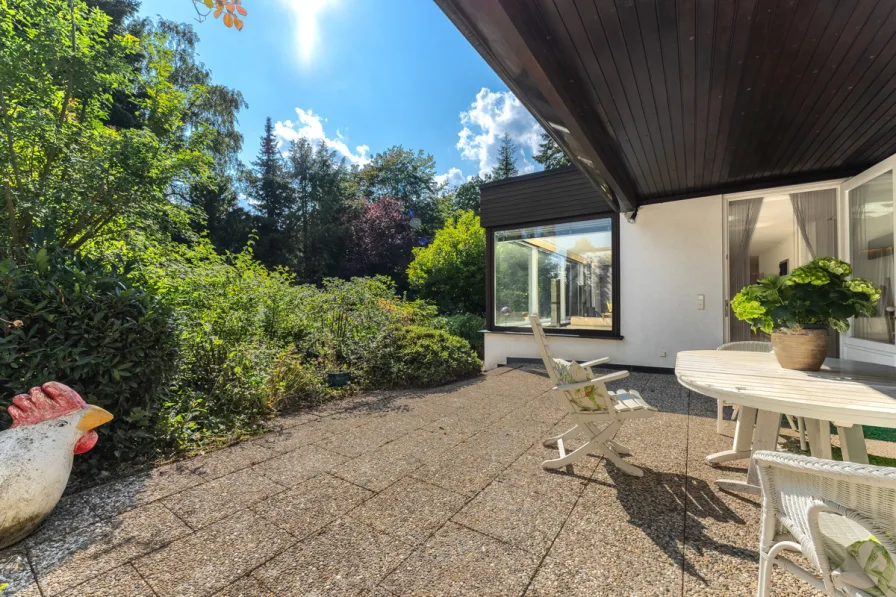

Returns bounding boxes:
[697,294,705,310]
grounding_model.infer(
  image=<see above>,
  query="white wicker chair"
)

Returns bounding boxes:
[529,315,657,477]
[754,450,896,597]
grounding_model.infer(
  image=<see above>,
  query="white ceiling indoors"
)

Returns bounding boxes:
[749,195,794,255]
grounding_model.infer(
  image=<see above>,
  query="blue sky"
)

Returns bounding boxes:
[140,0,547,186]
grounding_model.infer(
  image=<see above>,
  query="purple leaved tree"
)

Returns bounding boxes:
[347,197,415,281]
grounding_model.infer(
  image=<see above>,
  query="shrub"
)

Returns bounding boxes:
[359,325,481,389]
[267,350,330,412]
[301,276,437,367]
[435,313,486,355]
[407,210,485,315]
[0,247,179,465]
[161,335,276,451]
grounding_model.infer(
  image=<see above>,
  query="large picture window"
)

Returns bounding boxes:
[489,215,618,336]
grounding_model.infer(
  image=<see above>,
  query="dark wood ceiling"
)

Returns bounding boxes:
[436,0,896,211]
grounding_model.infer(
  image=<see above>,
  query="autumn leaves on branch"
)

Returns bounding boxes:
[193,0,247,31]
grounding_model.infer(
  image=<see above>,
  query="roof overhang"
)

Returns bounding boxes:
[436,0,896,212]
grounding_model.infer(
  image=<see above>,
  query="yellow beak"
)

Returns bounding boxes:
[76,405,114,431]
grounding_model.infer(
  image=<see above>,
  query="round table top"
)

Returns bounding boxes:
[675,350,896,427]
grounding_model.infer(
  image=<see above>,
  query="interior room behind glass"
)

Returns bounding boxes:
[493,218,613,332]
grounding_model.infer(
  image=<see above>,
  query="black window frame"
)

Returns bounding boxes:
[486,211,621,339]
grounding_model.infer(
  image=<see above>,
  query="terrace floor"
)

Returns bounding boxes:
[2,365,866,596]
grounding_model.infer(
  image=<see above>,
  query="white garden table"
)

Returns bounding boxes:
[675,350,896,495]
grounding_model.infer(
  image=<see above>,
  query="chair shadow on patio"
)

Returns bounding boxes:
[603,463,758,584]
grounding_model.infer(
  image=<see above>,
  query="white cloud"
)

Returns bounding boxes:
[276,0,334,65]
[456,88,542,177]
[434,167,466,187]
[275,107,370,166]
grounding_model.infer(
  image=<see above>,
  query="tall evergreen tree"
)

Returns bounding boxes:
[492,133,519,180]
[533,131,572,170]
[247,117,291,267]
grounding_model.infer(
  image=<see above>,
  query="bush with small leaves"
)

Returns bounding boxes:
[359,325,481,389]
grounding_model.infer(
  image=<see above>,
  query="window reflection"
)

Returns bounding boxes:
[494,218,613,331]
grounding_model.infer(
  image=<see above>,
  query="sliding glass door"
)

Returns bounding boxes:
[841,156,896,365]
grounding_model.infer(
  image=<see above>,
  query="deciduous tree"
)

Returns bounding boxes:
[0,0,211,254]
[407,211,485,315]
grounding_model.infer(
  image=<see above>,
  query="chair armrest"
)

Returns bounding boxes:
[580,357,611,368]
[553,370,629,392]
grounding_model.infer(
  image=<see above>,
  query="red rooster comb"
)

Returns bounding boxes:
[8,382,87,428]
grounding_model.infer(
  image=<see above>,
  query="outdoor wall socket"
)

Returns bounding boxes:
[697,294,705,310]
[658,351,667,357]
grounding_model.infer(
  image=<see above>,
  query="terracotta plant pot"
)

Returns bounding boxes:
[770,327,828,371]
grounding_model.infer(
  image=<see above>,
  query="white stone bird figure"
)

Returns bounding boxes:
[0,382,113,550]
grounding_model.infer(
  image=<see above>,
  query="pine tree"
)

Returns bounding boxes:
[247,117,292,267]
[492,132,519,180]
[533,131,572,170]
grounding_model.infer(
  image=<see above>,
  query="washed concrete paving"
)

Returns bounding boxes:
[0,366,846,596]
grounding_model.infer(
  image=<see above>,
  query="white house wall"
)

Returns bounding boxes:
[484,195,725,369]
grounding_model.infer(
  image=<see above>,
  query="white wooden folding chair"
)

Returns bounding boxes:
[754,450,896,597]
[529,315,657,477]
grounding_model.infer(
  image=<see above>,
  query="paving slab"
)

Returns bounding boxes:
[186,440,278,481]
[381,521,539,597]
[267,410,321,430]
[78,461,204,520]
[134,511,293,597]
[23,494,99,548]
[452,473,578,557]
[161,468,285,529]
[247,419,335,454]
[525,475,687,597]
[252,518,413,596]
[251,443,345,488]
[252,473,372,539]
[411,447,509,497]
[331,448,423,492]
[0,548,41,597]
[316,414,427,458]
[379,426,469,463]
[212,576,274,597]
[352,478,468,545]
[30,502,191,596]
[58,564,155,597]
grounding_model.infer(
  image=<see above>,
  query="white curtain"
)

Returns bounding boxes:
[791,189,840,355]
[728,198,764,342]
[791,190,838,260]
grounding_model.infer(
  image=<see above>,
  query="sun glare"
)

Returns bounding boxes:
[284,0,331,65]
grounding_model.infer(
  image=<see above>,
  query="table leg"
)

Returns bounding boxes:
[706,406,757,466]
[716,409,780,496]
[837,425,869,464]
[805,419,833,459]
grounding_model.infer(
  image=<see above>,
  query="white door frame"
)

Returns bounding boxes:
[721,180,845,343]
[839,154,896,365]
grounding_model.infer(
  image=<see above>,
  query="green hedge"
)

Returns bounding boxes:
[359,325,482,389]
[0,247,179,465]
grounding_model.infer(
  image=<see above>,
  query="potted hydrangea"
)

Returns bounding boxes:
[731,257,881,371]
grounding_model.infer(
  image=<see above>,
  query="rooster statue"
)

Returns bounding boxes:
[0,382,113,550]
